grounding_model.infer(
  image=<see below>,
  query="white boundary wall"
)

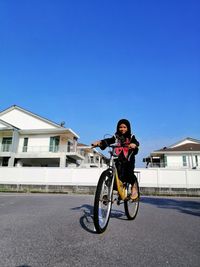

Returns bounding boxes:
[0,167,199,188]
[137,168,200,188]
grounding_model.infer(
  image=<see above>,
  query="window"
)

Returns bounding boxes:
[67,141,74,152]
[2,137,12,152]
[164,155,167,167]
[2,157,9,166]
[49,136,60,152]
[67,141,71,152]
[23,138,28,152]
[195,155,198,166]
[91,156,94,163]
[182,155,187,167]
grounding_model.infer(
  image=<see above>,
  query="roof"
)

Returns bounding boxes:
[77,143,88,147]
[0,119,20,130]
[19,128,79,137]
[0,105,79,138]
[150,137,200,155]
[77,143,107,158]
[168,137,200,148]
[0,105,63,129]
[157,143,200,152]
[77,143,94,152]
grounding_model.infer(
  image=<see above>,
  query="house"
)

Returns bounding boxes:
[77,143,107,168]
[144,137,200,169]
[0,105,85,167]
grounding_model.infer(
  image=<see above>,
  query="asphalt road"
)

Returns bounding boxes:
[0,193,199,267]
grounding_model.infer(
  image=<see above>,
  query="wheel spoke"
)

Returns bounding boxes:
[93,170,113,233]
[124,182,140,220]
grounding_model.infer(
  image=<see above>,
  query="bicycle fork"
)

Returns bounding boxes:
[105,168,115,204]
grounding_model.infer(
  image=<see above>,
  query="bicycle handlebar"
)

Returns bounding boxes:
[91,143,130,149]
[109,143,129,148]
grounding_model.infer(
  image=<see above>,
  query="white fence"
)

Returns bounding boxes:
[137,168,200,188]
[0,167,199,188]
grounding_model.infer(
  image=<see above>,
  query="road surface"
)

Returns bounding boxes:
[0,193,199,267]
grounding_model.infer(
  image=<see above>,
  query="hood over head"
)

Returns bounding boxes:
[116,119,131,138]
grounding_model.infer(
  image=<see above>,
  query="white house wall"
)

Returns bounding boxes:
[18,135,52,153]
[18,134,72,153]
[0,109,58,129]
[167,154,200,168]
[166,155,184,168]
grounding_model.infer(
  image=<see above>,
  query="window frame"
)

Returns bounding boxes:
[182,155,187,167]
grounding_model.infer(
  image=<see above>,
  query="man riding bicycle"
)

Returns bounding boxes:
[92,119,139,200]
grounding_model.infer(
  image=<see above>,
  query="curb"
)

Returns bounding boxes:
[0,184,200,197]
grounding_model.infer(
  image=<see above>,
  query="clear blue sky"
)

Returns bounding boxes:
[0,0,199,167]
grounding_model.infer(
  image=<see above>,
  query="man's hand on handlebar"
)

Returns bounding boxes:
[91,141,102,147]
[128,143,137,149]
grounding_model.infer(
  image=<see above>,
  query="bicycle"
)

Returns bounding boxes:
[93,144,140,234]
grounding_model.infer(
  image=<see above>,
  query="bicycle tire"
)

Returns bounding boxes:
[124,179,140,220]
[93,170,113,233]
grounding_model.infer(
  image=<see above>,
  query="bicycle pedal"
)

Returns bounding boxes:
[112,197,117,203]
[117,196,121,205]
[117,199,121,205]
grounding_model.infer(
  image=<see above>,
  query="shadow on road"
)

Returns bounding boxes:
[72,204,126,233]
[141,196,200,217]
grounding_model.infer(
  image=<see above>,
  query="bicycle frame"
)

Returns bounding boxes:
[107,145,128,201]
[93,143,140,233]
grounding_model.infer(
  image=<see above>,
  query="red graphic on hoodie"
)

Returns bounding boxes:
[115,138,130,158]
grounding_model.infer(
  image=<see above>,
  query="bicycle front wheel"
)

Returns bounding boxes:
[124,179,140,220]
[93,170,113,233]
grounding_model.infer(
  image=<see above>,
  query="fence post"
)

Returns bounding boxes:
[157,168,160,188]
[185,169,188,189]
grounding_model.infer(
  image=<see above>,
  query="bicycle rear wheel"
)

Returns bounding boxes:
[93,170,113,233]
[124,179,140,220]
